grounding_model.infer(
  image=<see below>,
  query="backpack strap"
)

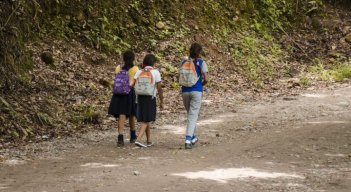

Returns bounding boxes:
[194,59,204,74]
[194,58,203,66]
[182,59,197,74]
[138,68,154,83]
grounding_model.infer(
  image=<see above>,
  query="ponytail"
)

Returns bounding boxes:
[122,50,135,71]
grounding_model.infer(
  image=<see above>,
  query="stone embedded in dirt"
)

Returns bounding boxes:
[235,127,246,131]
[40,51,54,65]
[337,102,349,108]
[283,97,297,101]
[42,135,49,140]
[288,68,300,77]
[99,79,111,88]
[215,133,220,137]
[311,17,323,30]
[254,155,264,158]
[156,21,165,29]
[133,171,141,176]
[288,82,301,89]
[90,55,107,65]
[0,97,12,113]
[74,95,84,104]
[345,34,351,44]
[342,26,350,34]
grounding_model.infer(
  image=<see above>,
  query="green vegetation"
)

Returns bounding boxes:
[230,34,283,88]
[0,0,328,91]
[82,106,101,125]
[299,75,310,86]
[308,59,351,81]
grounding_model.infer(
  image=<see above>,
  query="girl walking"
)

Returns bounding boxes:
[180,43,208,149]
[132,54,164,147]
[108,50,139,146]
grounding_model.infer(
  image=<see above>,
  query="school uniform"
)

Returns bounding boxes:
[108,65,138,118]
[134,66,162,122]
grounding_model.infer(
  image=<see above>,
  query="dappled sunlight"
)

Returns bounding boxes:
[3,159,26,166]
[325,153,346,157]
[218,113,237,118]
[0,184,9,190]
[197,113,237,126]
[160,112,237,135]
[172,168,304,183]
[301,93,329,98]
[80,163,120,168]
[137,157,152,160]
[159,125,184,135]
[307,121,350,124]
[197,119,224,126]
[202,99,213,104]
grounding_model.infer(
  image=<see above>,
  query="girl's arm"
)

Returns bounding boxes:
[130,79,135,87]
[202,72,208,86]
[156,82,164,110]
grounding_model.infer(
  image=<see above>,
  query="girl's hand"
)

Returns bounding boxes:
[202,80,208,86]
[129,79,135,87]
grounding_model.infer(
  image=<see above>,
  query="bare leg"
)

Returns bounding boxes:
[129,116,136,132]
[136,122,148,141]
[146,123,151,143]
[118,115,126,134]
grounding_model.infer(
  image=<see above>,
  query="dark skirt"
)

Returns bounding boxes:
[136,95,156,122]
[108,88,136,118]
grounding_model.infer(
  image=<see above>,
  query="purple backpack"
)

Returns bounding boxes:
[113,69,131,95]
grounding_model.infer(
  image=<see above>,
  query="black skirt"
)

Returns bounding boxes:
[136,95,157,122]
[108,88,136,118]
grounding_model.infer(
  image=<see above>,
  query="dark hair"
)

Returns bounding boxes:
[122,50,135,70]
[189,43,202,59]
[142,54,157,68]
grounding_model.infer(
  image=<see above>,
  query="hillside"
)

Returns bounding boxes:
[0,0,351,146]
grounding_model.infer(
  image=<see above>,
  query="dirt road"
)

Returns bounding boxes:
[1,85,351,192]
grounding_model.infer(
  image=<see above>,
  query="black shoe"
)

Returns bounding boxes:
[117,134,124,147]
[130,131,137,143]
[185,142,192,149]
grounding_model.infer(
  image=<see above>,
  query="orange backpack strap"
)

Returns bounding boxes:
[138,69,154,83]
[182,60,197,74]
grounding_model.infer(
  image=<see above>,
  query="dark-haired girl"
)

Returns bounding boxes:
[108,50,139,146]
[131,54,164,147]
[181,43,208,149]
